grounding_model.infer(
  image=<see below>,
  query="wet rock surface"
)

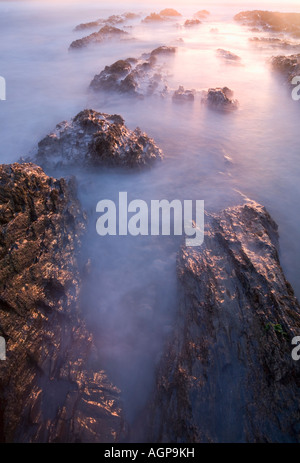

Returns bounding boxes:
[235,11,300,38]
[149,202,300,443]
[0,163,126,442]
[249,37,300,50]
[28,109,163,169]
[69,25,129,50]
[202,87,238,111]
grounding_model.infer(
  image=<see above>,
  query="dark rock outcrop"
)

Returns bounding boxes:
[234,11,300,38]
[0,163,126,442]
[28,110,163,169]
[172,86,195,103]
[69,25,129,50]
[149,202,300,443]
[201,87,238,111]
[271,53,300,85]
[217,48,241,62]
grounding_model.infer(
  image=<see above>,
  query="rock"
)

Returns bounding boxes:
[250,37,300,50]
[194,10,210,19]
[28,110,163,169]
[90,48,174,98]
[159,9,182,17]
[217,48,241,61]
[172,86,195,103]
[142,13,166,23]
[69,25,128,50]
[202,87,239,111]
[150,46,177,57]
[234,11,300,38]
[271,53,300,85]
[74,21,102,32]
[149,202,300,443]
[184,19,201,27]
[0,163,126,442]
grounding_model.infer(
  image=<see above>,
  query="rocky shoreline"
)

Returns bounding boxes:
[1,6,300,443]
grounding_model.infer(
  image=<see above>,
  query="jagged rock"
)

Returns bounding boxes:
[271,53,300,85]
[217,48,241,61]
[202,87,238,111]
[0,163,126,442]
[149,202,300,443]
[172,86,195,103]
[194,10,210,19]
[234,11,300,38]
[28,110,163,169]
[90,49,174,98]
[184,19,201,27]
[69,25,128,50]
[159,9,182,17]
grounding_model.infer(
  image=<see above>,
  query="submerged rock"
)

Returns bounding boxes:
[172,86,195,103]
[69,25,129,50]
[202,87,238,111]
[29,110,163,169]
[217,48,241,62]
[73,12,140,32]
[149,202,300,443]
[0,163,126,442]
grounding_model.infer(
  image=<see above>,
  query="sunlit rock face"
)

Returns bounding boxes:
[201,87,239,111]
[149,202,300,443]
[271,53,300,85]
[69,25,129,50]
[234,11,300,38]
[28,109,164,169]
[0,163,126,442]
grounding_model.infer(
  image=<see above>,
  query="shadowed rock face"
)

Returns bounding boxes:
[235,11,300,38]
[271,53,300,85]
[172,86,195,103]
[149,202,300,443]
[29,109,163,169]
[69,25,128,50]
[249,37,300,51]
[202,87,238,111]
[0,163,126,442]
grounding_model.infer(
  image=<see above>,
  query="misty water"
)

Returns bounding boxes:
[1,0,300,437]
